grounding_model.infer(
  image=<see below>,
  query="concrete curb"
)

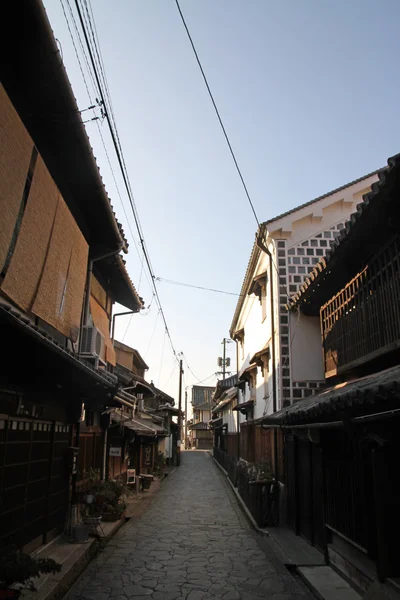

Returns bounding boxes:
[21,517,126,600]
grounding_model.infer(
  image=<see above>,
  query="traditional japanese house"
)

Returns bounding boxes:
[229,167,380,475]
[263,154,400,596]
[0,0,143,551]
[211,375,238,454]
[189,386,214,449]
[112,341,174,478]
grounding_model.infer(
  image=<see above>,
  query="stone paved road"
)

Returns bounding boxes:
[67,451,313,600]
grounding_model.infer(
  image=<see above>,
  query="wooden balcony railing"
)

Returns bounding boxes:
[321,236,400,377]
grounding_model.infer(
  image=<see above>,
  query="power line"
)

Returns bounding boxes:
[190,372,217,386]
[163,360,179,388]
[182,353,217,386]
[157,330,167,386]
[156,277,245,297]
[175,2,293,302]
[182,354,202,383]
[60,0,155,303]
[74,0,180,361]
[144,309,161,358]
[175,0,260,228]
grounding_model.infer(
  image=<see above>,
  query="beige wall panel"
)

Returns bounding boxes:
[31,197,88,339]
[90,296,116,366]
[115,347,133,370]
[1,156,58,310]
[0,84,34,271]
[91,276,107,311]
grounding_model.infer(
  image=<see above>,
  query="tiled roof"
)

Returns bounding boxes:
[288,154,399,309]
[189,422,209,430]
[264,169,381,225]
[213,374,238,403]
[115,254,145,310]
[0,298,117,388]
[114,340,149,370]
[262,364,400,426]
[230,166,383,335]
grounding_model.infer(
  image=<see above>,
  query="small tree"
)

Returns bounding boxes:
[0,546,61,592]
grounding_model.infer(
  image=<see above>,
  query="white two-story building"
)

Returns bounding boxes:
[230,170,380,449]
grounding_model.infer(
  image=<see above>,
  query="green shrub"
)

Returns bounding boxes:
[0,546,61,591]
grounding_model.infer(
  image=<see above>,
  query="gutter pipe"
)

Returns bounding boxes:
[111,310,137,343]
[256,228,279,478]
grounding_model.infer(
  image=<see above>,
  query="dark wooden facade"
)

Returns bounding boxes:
[322,234,400,378]
[275,154,400,591]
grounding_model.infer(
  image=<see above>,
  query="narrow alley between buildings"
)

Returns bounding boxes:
[66,451,312,600]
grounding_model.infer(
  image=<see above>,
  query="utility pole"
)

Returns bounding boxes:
[217,338,232,379]
[177,358,183,466]
[184,388,188,449]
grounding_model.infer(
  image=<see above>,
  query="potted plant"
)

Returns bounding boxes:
[0,546,61,598]
[140,474,153,491]
[81,503,102,528]
[101,501,127,522]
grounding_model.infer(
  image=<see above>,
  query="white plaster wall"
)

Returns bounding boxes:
[290,313,324,381]
[222,404,237,432]
[236,242,279,419]
[234,173,379,413]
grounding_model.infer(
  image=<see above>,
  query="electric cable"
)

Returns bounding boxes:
[74,0,180,361]
[156,277,244,297]
[175,0,259,228]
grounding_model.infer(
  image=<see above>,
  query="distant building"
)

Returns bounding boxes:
[189,385,214,449]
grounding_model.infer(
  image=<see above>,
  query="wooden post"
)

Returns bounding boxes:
[184,388,188,449]
[371,445,399,580]
[43,421,56,544]
[177,359,183,466]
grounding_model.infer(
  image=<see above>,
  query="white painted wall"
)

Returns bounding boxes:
[236,242,279,419]
[233,172,379,412]
[221,403,237,432]
[290,313,324,381]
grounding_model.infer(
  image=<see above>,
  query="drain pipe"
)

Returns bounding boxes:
[256,228,279,478]
[83,248,122,328]
[111,310,137,343]
[236,339,240,465]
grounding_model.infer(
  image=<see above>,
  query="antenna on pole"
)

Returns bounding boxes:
[217,338,233,379]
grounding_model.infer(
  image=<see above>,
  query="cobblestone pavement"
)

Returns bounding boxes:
[67,451,313,600]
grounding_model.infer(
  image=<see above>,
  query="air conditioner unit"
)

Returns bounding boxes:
[80,326,105,366]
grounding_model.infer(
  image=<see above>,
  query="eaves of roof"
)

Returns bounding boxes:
[96,255,144,312]
[0,0,128,255]
[288,154,399,312]
[114,340,149,371]
[110,411,165,436]
[230,167,382,335]
[213,374,238,402]
[262,364,400,426]
[264,168,382,225]
[230,233,262,337]
[189,422,209,430]
[0,299,117,390]
[213,388,237,413]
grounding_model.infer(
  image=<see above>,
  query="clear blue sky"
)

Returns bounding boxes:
[44,0,400,404]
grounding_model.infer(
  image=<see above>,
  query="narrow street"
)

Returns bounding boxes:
[66,451,312,600]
